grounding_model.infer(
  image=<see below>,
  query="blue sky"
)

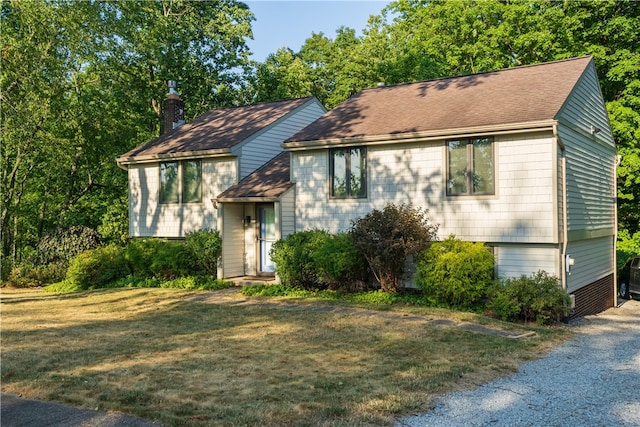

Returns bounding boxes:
[245,1,391,62]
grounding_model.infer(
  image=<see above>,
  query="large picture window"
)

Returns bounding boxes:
[160,160,202,203]
[447,137,494,196]
[330,147,366,198]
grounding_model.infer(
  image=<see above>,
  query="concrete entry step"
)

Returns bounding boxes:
[227,276,276,287]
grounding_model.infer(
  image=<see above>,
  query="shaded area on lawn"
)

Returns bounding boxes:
[1,288,568,426]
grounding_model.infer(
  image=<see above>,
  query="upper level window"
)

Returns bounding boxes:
[160,160,202,204]
[330,147,366,198]
[447,137,494,196]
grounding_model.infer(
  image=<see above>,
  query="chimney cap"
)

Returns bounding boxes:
[167,80,179,95]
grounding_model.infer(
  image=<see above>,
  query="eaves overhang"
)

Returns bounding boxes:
[116,148,234,169]
[282,120,558,151]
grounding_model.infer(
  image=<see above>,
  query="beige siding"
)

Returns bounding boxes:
[441,133,557,243]
[221,204,245,277]
[292,132,557,244]
[495,245,559,279]
[236,101,326,179]
[128,158,236,237]
[243,204,257,276]
[566,236,614,293]
[280,188,295,239]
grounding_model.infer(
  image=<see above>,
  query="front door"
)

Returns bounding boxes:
[258,204,276,273]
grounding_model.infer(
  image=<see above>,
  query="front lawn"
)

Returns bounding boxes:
[0,287,569,426]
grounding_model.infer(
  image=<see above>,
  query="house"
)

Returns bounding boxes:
[116,95,326,277]
[118,56,617,317]
[281,56,616,317]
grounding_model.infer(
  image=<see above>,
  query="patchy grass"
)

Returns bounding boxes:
[0,287,570,426]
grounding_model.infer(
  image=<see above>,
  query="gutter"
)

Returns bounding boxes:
[116,148,233,168]
[283,120,557,150]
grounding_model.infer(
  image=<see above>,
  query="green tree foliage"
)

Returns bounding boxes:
[1,0,254,267]
[250,0,639,236]
[350,204,438,293]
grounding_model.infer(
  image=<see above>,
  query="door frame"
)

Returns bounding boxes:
[256,203,276,276]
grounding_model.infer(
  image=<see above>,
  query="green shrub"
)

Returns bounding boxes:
[270,230,329,289]
[44,280,82,293]
[65,245,129,290]
[107,275,163,289]
[185,229,222,277]
[159,276,233,291]
[350,204,438,293]
[125,238,192,279]
[416,236,495,309]
[5,262,68,288]
[35,226,102,265]
[149,241,192,279]
[312,232,370,291]
[124,239,160,277]
[490,271,570,325]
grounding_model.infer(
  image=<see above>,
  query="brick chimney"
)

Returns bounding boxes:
[162,80,185,134]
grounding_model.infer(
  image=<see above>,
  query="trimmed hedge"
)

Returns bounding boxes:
[416,236,495,309]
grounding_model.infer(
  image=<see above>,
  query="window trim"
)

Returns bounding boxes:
[329,147,367,199]
[446,137,495,196]
[159,159,203,204]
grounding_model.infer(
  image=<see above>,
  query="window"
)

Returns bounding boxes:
[330,147,366,198]
[447,137,494,196]
[160,160,202,203]
[182,160,202,203]
[160,162,179,203]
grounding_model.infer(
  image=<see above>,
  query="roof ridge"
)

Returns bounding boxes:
[361,56,592,92]
[205,96,314,114]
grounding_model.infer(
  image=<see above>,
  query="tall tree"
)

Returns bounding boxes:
[1,0,254,262]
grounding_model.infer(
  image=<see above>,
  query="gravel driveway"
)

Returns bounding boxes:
[397,299,640,427]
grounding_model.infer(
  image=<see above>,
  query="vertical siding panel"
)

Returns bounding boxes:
[280,188,295,238]
[222,204,245,277]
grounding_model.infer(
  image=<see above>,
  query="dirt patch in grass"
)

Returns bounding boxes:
[0,287,570,426]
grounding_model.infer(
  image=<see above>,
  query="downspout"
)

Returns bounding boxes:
[554,124,569,292]
[614,154,621,306]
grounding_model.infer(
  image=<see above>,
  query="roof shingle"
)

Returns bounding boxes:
[216,152,292,201]
[285,57,592,144]
[118,97,314,161]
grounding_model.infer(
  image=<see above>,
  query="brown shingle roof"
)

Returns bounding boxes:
[118,97,314,162]
[285,57,592,144]
[216,152,292,201]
